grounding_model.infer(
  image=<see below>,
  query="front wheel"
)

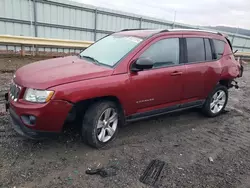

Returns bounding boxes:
[81,101,120,148]
[202,85,228,117]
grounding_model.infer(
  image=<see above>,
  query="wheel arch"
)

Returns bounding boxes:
[65,95,125,124]
[219,79,232,88]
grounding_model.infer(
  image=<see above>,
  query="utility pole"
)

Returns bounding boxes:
[172,10,176,29]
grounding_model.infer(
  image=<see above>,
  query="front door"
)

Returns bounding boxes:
[128,36,185,112]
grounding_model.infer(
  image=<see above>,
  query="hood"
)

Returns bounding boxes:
[15,56,113,89]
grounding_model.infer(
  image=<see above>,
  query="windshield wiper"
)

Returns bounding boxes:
[80,55,100,65]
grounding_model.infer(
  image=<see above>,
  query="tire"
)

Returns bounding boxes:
[202,84,228,117]
[81,101,120,148]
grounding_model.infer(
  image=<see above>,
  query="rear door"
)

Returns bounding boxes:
[182,36,221,100]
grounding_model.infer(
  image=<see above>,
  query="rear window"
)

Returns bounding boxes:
[213,39,225,59]
[186,38,205,63]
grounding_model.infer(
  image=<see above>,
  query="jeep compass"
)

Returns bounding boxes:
[6,29,243,148]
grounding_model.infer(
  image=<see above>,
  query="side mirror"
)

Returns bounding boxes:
[131,58,154,72]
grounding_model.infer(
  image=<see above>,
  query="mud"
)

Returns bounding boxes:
[1,57,250,188]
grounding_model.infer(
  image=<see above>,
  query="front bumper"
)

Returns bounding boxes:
[6,95,73,139]
[9,107,58,139]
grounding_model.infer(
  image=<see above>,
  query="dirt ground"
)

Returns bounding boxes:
[0,56,49,73]
[1,57,250,188]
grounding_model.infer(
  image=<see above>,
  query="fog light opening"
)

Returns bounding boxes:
[21,115,37,126]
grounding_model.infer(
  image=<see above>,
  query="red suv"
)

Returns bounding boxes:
[6,29,243,148]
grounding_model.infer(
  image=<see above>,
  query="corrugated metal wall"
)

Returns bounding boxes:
[0,0,250,52]
[0,0,34,36]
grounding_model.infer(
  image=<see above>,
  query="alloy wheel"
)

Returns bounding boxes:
[210,90,226,114]
[96,108,118,142]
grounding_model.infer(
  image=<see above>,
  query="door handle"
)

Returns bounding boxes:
[171,71,183,76]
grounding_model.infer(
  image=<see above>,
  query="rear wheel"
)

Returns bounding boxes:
[202,85,228,117]
[81,101,120,148]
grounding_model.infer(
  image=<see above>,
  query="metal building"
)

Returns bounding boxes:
[0,0,249,52]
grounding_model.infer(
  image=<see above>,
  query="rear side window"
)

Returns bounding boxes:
[186,38,205,63]
[213,39,225,59]
[204,39,212,61]
[140,38,179,68]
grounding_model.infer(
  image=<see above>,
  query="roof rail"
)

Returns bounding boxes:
[159,29,169,33]
[160,29,223,36]
[120,28,152,31]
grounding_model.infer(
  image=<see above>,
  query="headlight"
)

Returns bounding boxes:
[24,88,54,103]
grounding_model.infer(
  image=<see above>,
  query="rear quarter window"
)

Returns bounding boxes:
[213,39,225,59]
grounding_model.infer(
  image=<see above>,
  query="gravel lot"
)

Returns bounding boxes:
[1,57,250,188]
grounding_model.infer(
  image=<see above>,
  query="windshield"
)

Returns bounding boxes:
[80,34,143,67]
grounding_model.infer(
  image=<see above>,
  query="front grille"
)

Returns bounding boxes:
[9,83,21,102]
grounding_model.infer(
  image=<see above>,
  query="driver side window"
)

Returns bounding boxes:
[140,38,180,68]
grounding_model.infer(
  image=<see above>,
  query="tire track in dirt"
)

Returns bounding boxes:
[1,60,250,187]
[176,109,250,158]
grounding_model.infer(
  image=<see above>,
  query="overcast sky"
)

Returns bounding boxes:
[72,0,250,29]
